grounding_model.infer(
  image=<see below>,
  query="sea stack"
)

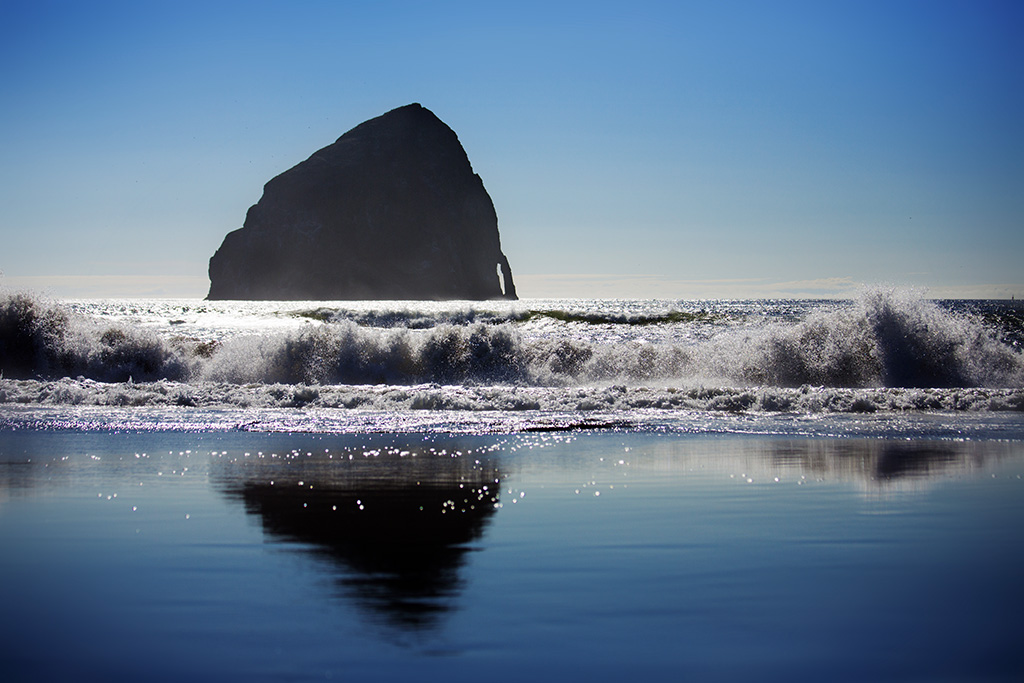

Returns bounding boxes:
[207,103,517,300]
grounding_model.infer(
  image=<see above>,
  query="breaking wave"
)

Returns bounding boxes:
[0,292,193,382]
[1,289,1022,396]
[699,289,1024,388]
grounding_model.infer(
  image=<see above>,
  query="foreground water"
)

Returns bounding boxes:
[1,430,1022,682]
[1,290,1023,680]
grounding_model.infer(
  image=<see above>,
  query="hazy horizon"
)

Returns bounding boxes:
[2,1,1021,300]
[2,272,1019,301]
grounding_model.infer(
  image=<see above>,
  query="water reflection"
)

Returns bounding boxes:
[212,447,502,631]
[759,438,993,485]
[572,434,1018,495]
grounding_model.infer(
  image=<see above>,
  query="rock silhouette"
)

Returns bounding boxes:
[207,104,516,300]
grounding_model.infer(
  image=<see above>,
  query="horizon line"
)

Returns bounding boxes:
[2,273,1021,301]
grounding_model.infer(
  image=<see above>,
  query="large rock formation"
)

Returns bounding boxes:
[207,103,516,300]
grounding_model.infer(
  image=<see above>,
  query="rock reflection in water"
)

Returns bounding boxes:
[761,438,993,485]
[214,446,502,631]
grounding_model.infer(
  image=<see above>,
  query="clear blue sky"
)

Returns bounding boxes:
[1,0,1021,299]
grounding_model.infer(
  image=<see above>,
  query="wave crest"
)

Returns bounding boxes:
[0,293,192,382]
[203,321,526,385]
[1,289,1021,390]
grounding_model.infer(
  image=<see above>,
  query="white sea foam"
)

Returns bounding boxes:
[2,289,1022,426]
[2,377,1022,414]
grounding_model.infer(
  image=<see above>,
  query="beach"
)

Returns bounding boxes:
[1,291,1023,681]
[5,2,1022,679]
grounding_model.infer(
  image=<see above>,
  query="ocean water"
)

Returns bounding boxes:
[2,288,1023,681]
[2,288,1023,433]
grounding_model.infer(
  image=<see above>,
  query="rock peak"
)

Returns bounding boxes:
[207,104,516,300]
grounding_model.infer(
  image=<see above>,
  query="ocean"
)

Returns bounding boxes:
[2,288,1023,681]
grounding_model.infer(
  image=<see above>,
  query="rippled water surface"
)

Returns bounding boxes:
[2,428,1022,682]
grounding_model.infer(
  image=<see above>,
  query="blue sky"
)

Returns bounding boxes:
[1,0,1021,299]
